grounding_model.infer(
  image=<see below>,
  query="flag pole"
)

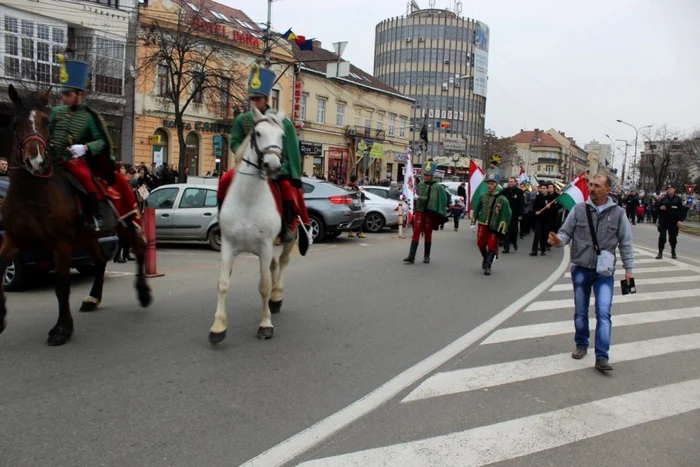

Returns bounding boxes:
[264,0,273,67]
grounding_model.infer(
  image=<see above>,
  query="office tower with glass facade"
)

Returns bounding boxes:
[375,7,489,166]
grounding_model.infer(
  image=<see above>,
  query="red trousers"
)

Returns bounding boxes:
[64,158,102,199]
[412,211,434,243]
[477,224,499,253]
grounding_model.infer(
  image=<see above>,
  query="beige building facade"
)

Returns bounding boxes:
[545,129,589,181]
[291,42,414,183]
[511,129,564,182]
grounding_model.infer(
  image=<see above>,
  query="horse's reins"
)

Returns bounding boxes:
[10,131,54,178]
[241,118,284,179]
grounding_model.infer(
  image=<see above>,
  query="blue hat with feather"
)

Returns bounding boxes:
[485,155,503,184]
[57,54,90,92]
[422,160,437,176]
[248,63,276,98]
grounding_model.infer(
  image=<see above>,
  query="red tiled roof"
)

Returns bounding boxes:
[289,42,410,100]
[511,130,561,148]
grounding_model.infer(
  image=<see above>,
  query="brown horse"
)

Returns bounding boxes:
[0,85,152,346]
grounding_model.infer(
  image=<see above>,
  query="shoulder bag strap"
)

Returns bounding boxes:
[585,205,601,255]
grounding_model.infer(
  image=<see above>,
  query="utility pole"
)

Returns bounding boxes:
[616,139,630,187]
[263,0,273,67]
[121,0,140,165]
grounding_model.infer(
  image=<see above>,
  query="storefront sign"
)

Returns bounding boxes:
[395,153,407,162]
[162,120,232,134]
[300,141,322,156]
[293,80,303,121]
[356,139,384,160]
[328,146,348,159]
[193,18,261,48]
[442,137,466,151]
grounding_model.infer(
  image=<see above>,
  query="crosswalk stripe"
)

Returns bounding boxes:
[615,257,669,265]
[563,265,691,278]
[549,275,700,292]
[482,307,700,345]
[302,378,700,467]
[525,289,700,312]
[401,333,700,403]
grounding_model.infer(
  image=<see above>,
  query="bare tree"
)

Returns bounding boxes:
[138,1,249,181]
[638,125,688,194]
[483,128,521,169]
[682,130,700,174]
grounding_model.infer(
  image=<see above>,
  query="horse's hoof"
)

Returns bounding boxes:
[47,326,72,346]
[138,287,152,308]
[269,299,283,314]
[209,330,226,345]
[257,327,274,340]
[79,298,100,313]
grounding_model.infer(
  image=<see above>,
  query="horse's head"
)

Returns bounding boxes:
[249,106,286,179]
[8,84,51,175]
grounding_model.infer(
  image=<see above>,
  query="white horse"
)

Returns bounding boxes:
[209,106,298,343]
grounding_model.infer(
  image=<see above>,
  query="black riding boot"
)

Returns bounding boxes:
[86,192,102,232]
[423,243,432,263]
[403,241,419,264]
[281,200,295,243]
[480,247,488,270]
[484,252,496,276]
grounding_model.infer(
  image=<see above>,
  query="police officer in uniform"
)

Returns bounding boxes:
[655,185,686,259]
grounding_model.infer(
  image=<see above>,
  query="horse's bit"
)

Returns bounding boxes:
[243,118,284,179]
[12,130,53,178]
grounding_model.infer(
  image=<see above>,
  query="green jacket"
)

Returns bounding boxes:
[472,191,512,235]
[415,180,447,217]
[230,110,302,187]
[49,104,112,163]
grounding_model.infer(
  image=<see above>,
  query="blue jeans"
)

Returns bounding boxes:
[571,265,614,359]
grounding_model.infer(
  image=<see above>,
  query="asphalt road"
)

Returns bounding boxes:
[0,226,557,467]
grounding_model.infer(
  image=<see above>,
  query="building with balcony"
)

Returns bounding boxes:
[134,0,295,176]
[546,129,589,181]
[0,0,135,161]
[290,41,414,183]
[511,129,564,182]
[374,4,489,167]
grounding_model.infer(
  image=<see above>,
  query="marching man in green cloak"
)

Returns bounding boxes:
[403,161,448,264]
[471,158,512,275]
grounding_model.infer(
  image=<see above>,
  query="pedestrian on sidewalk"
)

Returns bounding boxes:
[501,177,524,253]
[402,161,447,264]
[655,185,686,259]
[471,161,512,275]
[548,173,634,372]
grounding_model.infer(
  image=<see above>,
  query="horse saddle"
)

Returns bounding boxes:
[57,168,116,229]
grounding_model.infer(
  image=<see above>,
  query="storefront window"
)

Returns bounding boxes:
[152,128,169,167]
[185,131,200,176]
[313,157,323,177]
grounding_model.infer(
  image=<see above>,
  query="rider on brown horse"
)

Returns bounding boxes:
[49,54,114,231]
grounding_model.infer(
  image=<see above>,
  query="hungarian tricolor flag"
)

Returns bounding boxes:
[556,172,589,211]
[402,148,416,225]
[468,159,485,212]
[517,166,527,184]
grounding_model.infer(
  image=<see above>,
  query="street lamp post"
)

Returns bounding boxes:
[616,120,652,188]
[605,134,616,174]
[616,139,630,188]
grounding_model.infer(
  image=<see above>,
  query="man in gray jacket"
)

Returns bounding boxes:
[548,174,634,372]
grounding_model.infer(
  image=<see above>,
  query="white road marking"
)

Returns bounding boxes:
[549,275,700,292]
[563,265,691,278]
[300,378,700,467]
[401,333,700,402]
[237,248,572,467]
[482,307,700,345]
[524,289,700,312]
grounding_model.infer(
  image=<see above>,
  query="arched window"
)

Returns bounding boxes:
[217,134,230,173]
[152,128,169,167]
[185,131,200,176]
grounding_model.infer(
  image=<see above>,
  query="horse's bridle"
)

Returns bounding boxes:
[242,118,284,179]
[11,129,53,178]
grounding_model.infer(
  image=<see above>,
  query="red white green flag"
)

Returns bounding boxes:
[556,172,589,211]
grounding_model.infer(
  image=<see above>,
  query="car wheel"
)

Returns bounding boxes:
[4,259,27,292]
[208,227,222,251]
[364,212,385,233]
[308,215,325,242]
[76,265,97,276]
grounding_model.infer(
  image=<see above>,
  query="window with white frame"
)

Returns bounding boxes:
[271,89,280,111]
[191,69,204,104]
[317,98,326,124]
[157,65,170,97]
[377,114,383,132]
[2,15,66,83]
[353,107,361,126]
[220,77,230,117]
[336,103,345,127]
[365,112,372,129]
[75,33,125,95]
[399,118,407,138]
[300,93,308,121]
[388,114,396,136]
[546,165,554,173]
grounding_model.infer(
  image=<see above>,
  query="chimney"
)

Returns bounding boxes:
[312,39,322,49]
[534,128,539,133]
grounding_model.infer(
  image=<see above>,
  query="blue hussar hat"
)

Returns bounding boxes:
[57,54,90,92]
[485,154,502,184]
[422,160,437,176]
[248,63,276,98]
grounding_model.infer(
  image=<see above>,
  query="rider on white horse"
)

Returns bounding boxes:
[227,65,310,251]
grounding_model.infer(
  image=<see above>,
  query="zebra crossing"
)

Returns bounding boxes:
[294,245,700,466]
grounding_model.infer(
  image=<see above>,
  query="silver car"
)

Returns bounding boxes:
[145,183,221,250]
[361,190,403,233]
[302,177,364,242]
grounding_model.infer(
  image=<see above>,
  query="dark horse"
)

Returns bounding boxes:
[0,85,152,346]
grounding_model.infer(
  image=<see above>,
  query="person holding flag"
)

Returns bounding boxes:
[470,158,512,275]
[402,161,448,264]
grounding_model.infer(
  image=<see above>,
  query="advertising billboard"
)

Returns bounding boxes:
[474,21,490,98]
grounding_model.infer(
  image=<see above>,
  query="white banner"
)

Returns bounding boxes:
[474,21,490,98]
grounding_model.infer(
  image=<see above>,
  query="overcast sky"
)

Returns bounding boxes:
[224,0,699,168]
